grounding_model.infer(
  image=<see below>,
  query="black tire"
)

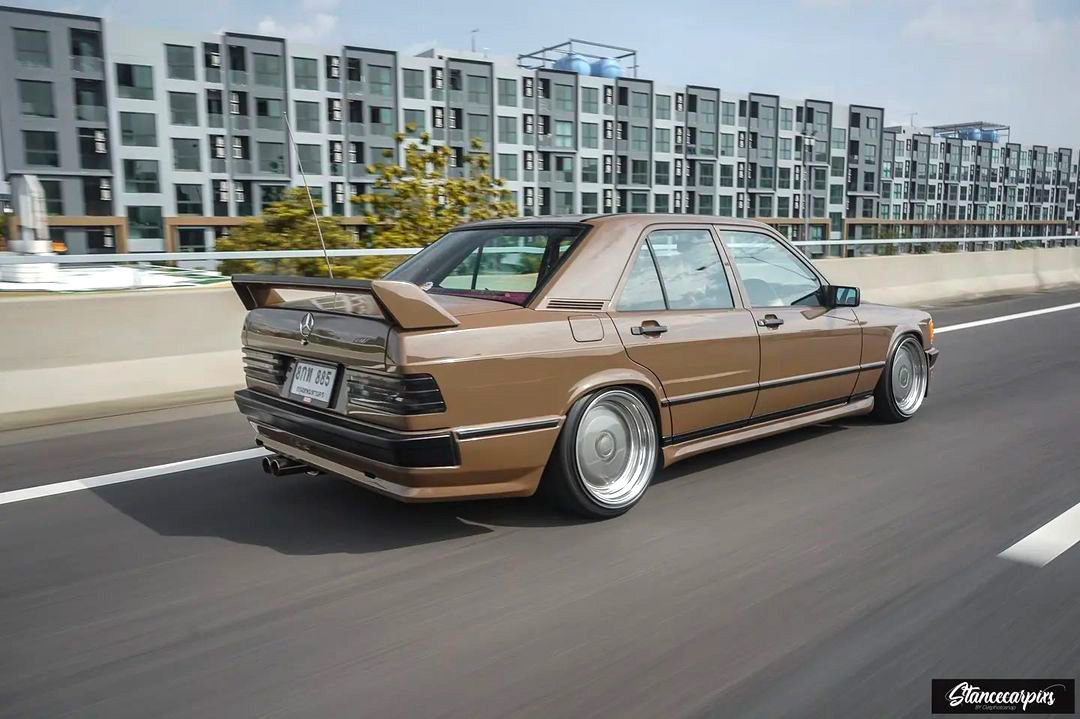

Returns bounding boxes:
[542,387,660,518]
[871,334,928,422]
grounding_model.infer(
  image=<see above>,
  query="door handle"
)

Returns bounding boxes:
[631,323,668,336]
[757,315,784,329]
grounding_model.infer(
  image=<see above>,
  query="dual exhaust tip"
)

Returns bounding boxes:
[261,454,318,477]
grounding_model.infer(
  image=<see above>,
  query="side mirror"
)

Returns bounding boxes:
[822,284,860,308]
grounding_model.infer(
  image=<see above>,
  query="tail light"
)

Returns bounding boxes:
[242,349,288,385]
[346,370,446,415]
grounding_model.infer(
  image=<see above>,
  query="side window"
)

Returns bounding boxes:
[720,231,820,307]
[617,229,734,311]
[650,229,733,310]
[617,243,665,311]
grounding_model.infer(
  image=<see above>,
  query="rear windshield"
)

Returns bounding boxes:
[383,226,586,306]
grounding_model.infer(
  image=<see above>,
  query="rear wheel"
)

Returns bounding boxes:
[872,335,928,422]
[544,387,659,518]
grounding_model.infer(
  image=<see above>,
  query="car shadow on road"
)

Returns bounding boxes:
[92,418,865,556]
[91,460,585,556]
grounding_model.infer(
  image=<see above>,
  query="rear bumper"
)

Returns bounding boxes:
[235,389,458,468]
[235,389,562,501]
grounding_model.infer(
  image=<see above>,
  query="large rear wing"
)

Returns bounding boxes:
[231,274,459,330]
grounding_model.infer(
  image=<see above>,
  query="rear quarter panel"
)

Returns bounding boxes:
[384,309,671,436]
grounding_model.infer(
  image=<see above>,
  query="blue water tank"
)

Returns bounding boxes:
[590,57,623,79]
[554,53,591,75]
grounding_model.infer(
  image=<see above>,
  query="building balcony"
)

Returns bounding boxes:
[257,116,283,130]
[71,55,104,73]
[348,121,364,136]
[328,120,343,134]
[75,104,108,122]
[208,113,224,128]
[232,159,253,174]
[205,68,221,84]
[232,115,250,130]
[210,158,227,173]
[229,70,248,85]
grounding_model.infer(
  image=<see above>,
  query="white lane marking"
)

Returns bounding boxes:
[936,301,1080,334]
[3,298,1080,508]
[999,502,1080,567]
[0,448,270,507]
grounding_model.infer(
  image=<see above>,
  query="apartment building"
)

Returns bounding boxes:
[1,5,1075,256]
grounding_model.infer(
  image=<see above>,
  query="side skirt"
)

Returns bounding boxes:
[661,394,875,467]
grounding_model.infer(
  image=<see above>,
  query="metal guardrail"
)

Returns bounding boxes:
[0,236,1075,265]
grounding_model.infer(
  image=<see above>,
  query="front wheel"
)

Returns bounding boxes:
[544,387,659,518]
[872,335,928,422]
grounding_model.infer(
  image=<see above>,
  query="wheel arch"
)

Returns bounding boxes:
[564,369,670,439]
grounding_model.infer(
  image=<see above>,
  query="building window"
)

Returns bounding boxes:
[294,57,318,90]
[780,107,793,131]
[719,164,734,187]
[554,120,573,148]
[720,133,734,157]
[779,137,792,161]
[466,74,490,104]
[175,184,203,214]
[297,144,322,174]
[699,163,715,187]
[17,80,54,118]
[632,159,649,185]
[120,112,157,146]
[721,101,736,125]
[654,160,670,185]
[116,63,154,100]
[554,83,573,111]
[124,159,160,193]
[403,68,424,99]
[655,94,671,120]
[581,87,599,114]
[700,131,716,156]
[13,28,50,68]
[259,142,286,174]
[128,206,163,239]
[403,109,425,134]
[169,92,198,126]
[497,153,517,180]
[832,128,846,151]
[165,44,196,80]
[253,53,283,87]
[581,192,598,214]
[655,127,671,153]
[581,157,599,183]
[566,122,592,152]
[469,114,491,144]
[631,126,648,152]
[24,130,59,166]
[172,138,200,171]
[39,180,63,214]
[497,78,516,106]
[294,100,320,133]
[498,116,517,144]
[369,65,392,96]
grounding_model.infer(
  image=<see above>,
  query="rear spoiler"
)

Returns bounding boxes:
[231,274,459,330]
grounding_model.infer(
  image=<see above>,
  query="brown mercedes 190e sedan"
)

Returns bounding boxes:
[233,215,938,517]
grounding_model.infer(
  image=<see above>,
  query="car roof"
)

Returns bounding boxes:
[452,214,779,232]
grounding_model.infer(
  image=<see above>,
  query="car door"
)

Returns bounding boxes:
[608,226,760,442]
[717,227,862,419]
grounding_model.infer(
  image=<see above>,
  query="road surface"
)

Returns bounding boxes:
[2,288,1079,718]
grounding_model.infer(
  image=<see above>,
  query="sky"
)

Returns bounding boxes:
[26,0,1080,148]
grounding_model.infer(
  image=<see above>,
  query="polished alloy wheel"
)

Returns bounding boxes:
[573,389,657,509]
[891,337,927,416]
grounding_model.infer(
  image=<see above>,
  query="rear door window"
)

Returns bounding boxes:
[618,229,733,311]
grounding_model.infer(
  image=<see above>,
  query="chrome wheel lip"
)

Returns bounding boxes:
[574,389,657,509]
[891,337,927,416]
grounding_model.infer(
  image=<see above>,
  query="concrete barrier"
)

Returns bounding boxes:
[2,247,1079,430]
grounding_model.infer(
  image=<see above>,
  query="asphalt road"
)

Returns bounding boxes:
[2,288,1079,719]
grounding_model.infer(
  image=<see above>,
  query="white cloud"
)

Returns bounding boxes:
[256,11,337,43]
[300,0,340,11]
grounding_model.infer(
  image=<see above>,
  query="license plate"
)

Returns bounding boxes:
[289,360,337,406]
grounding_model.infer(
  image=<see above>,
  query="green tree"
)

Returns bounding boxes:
[215,187,368,277]
[354,128,517,277]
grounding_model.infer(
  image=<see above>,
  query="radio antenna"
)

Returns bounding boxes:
[283,111,334,278]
